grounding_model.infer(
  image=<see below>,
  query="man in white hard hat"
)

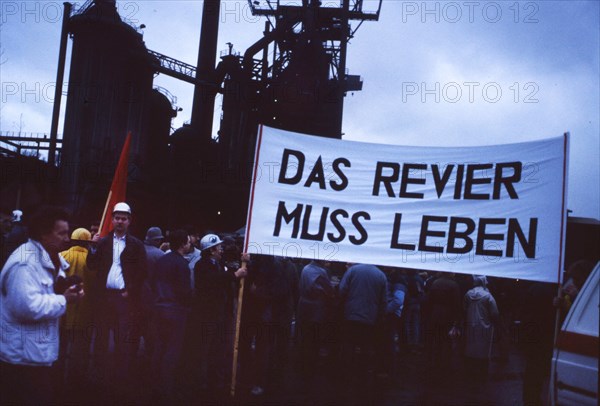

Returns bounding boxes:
[1,210,28,266]
[87,202,147,395]
[194,233,247,396]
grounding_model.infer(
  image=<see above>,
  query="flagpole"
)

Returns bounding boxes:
[97,132,132,237]
[98,190,112,237]
[230,261,247,398]
[231,125,261,397]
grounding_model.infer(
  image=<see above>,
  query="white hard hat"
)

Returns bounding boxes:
[200,233,222,251]
[113,202,131,214]
[12,209,23,222]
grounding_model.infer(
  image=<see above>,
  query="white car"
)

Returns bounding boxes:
[550,261,599,405]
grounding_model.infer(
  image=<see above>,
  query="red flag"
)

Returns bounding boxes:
[98,132,132,238]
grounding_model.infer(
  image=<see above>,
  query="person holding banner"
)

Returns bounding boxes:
[86,202,147,398]
[194,234,247,398]
[553,259,594,317]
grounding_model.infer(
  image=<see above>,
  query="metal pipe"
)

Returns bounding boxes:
[262,21,270,81]
[339,0,349,84]
[48,2,71,166]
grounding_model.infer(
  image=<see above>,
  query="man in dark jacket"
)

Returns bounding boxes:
[194,233,247,396]
[149,229,192,401]
[423,272,462,374]
[296,260,335,379]
[87,202,147,394]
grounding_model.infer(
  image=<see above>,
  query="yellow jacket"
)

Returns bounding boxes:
[60,246,95,327]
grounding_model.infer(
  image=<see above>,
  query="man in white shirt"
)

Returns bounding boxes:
[87,202,147,395]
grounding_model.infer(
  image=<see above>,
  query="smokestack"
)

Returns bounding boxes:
[191,0,221,142]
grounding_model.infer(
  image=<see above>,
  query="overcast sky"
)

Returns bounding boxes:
[1,0,599,219]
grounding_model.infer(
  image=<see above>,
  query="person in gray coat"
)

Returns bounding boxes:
[141,227,166,364]
[463,275,499,392]
[338,264,388,384]
[296,260,334,379]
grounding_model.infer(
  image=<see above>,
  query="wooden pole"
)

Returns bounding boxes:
[15,187,21,211]
[230,261,247,398]
[98,190,112,236]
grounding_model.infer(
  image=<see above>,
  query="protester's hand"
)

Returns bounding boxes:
[91,233,101,243]
[159,242,170,252]
[553,295,564,308]
[63,284,85,304]
[563,284,578,298]
[241,252,250,263]
[235,266,247,279]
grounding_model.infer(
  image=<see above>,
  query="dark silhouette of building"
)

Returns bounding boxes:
[24,0,381,231]
[59,0,177,227]
[170,0,382,229]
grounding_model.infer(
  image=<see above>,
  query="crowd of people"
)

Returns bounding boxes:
[0,203,595,405]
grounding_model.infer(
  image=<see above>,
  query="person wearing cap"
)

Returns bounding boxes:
[193,233,247,396]
[61,228,93,324]
[141,226,166,366]
[86,202,147,393]
[143,226,166,302]
[59,228,96,390]
[144,227,166,264]
[1,209,28,267]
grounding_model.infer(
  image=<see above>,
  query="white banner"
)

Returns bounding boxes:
[245,126,569,283]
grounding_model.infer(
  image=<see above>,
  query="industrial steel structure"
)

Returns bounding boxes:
[1,0,382,231]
